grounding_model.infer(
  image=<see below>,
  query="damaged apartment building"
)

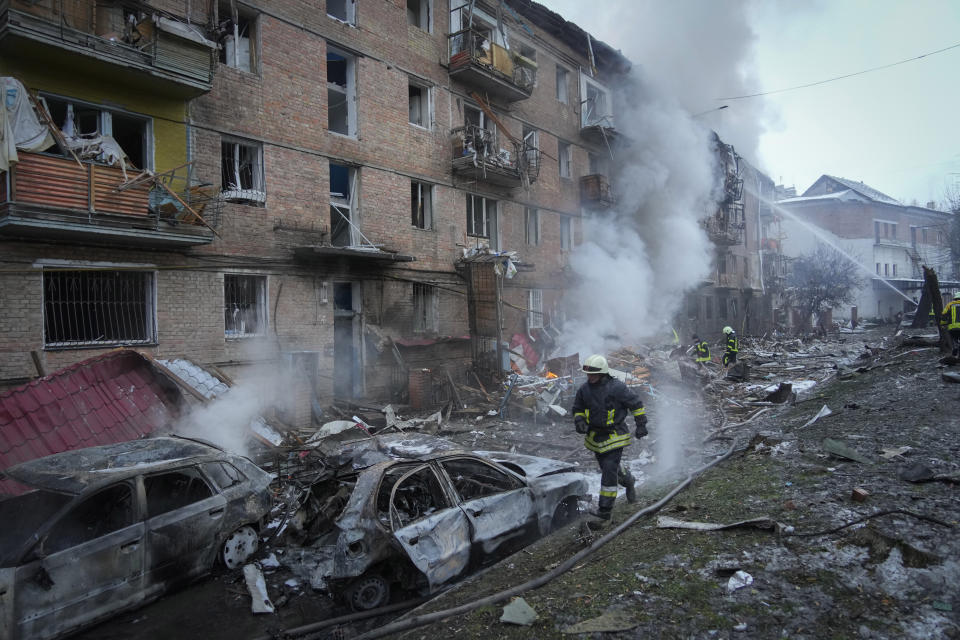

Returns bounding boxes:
[682,134,783,339]
[0,0,629,424]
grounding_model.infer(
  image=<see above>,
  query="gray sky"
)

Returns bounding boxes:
[545,0,960,207]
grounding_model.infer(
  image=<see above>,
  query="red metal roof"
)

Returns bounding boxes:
[0,350,184,495]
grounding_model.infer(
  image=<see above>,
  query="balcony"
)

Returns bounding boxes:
[762,253,789,282]
[0,0,216,97]
[579,174,615,208]
[0,152,215,248]
[450,125,539,189]
[702,216,745,246]
[447,26,535,103]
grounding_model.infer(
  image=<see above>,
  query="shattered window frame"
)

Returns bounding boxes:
[327,0,356,25]
[217,3,258,73]
[42,268,157,348]
[411,180,434,229]
[466,194,498,249]
[40,93,153,171]
[220,137,265,204]
[555,65,569,104]
[524,207,540,246]
[439,457,524,502]
[408,79,432,128]
[560,215,572,250]
[557,140,572,178]
[224,273,268,338]
[386,464,453,530]
[327,44,358,137]
[330,162,359,246]
[144,468,216,518]
[412,282,438,334]
[580,73,613,129]
[407,0,431,32]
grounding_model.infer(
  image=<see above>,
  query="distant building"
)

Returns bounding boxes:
[777,175,958,323]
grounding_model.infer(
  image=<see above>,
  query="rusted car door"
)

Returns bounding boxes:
[439,457,537,556]
[141,467,228,594]
[389,464,472,590]
[13,482,144,640]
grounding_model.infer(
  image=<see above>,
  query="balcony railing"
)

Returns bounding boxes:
[0,0,216,96]
[448,10,534,102]
[0,152,215,247]
[450,125,539,188]
[580,174,615,208]
[702,216,745,246]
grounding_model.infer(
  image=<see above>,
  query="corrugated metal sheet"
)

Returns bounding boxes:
[153,34,213,83]
[92,164,150,216]
[13,153,89,211]
[0,350,184,495]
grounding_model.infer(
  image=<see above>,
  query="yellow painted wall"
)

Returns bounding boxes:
[1,47,189,173]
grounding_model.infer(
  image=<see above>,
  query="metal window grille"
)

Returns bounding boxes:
[43,270,155,347]
[527,289,543,329]
[224,275,266,337]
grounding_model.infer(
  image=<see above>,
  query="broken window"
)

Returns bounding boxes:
[218,3,257,72]
[409,80,430,127]
[557,140,571,178]
[330,162,358,246]
[466,194,497,248]
[221,138,265,203]
[327,46,357,136]
[462,104,496,157]
[379,465,450,529]
[145,470,214,518]
[43,269,156,347]
[516,43,537,87]
[730,299,738,319]
[327,0,355,24]
[202,461,247,490]
[522,124,539,168]
[413,283,438,334]
[718,296,728,320]
[580,74,612,128]
[555,65,569,104]
[42,95,151,170]
[45,484,134,554]
[560,215,572,250]
[524,207,539,246]
[411,180,433,229]
[588,151,609,176]
[527,289,543,329]
[407,0,430,31]
[441,458,522,501]
[224,274,267,337]
[705,296,713,320]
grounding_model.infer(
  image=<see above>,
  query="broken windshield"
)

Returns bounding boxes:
[0,490,72,566]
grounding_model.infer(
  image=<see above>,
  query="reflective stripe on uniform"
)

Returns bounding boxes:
[599,486,618,498]
[585,430,632,453]
[632,407,645,416]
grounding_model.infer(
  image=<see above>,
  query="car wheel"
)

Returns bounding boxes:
[550,497,581,531]
[345,574,391,611]
[221,525,259,569]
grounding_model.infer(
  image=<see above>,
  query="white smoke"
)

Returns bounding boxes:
[558,68,718,357]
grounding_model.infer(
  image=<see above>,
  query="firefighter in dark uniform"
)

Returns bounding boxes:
[572,354,647,527]
[722,326,739,367]
[692,334,711,365]
[941,292,960,357]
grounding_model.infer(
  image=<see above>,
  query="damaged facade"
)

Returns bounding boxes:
[0,0,630,422]
[681,134,780,339]
[777,175,958,323]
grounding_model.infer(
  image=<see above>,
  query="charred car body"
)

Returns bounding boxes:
[279,434,588,610]
[0,437,273,640]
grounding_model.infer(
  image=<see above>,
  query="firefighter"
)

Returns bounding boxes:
[722,326,739,367]
[941,292,960,357]
[692,334,711,365]
[572,354,647,528]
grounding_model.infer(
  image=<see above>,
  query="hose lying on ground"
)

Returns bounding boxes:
[353,439,741,640]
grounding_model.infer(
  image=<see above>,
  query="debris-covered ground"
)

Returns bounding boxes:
[73,326,959,640]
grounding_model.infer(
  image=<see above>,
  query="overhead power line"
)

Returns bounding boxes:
[719,41,960,101]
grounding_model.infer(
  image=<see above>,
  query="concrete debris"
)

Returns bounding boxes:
[243,564,275,614]
[880,446,912,459]
[823,438,874,464]
[561,609,638,634]
[726,570,753,592]
[500,597,538,626]
[801,405,833,428]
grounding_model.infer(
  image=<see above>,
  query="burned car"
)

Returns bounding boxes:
[0,436,273,640]
[279,434,588,610]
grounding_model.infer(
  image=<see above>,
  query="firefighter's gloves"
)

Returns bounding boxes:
[634,414,648,438]
[574,416,588,434]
